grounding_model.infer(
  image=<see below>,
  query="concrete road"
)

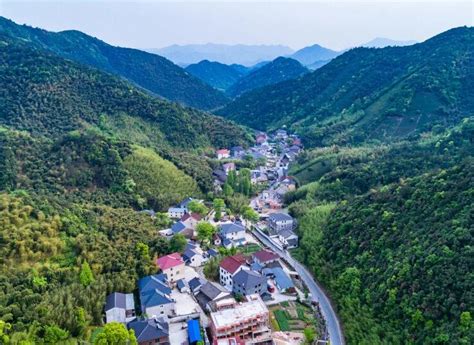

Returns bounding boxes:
[252,226,345,345]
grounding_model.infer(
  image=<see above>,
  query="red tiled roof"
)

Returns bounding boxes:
[220,254,247,274]
[181,213,202,221]
[253,249,279,263]
[217,149,230,154]
[156,253,184,270]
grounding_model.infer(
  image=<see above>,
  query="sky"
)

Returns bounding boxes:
[1,0,472,51]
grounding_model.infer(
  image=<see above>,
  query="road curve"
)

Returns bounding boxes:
[252,227,345,345]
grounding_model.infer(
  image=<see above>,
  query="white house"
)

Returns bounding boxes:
[105,292,136,324]
[216,149,230,160]
[219,254,247,291]
[219,222,246,246]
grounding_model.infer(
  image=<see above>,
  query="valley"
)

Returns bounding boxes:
[0,12,472,345]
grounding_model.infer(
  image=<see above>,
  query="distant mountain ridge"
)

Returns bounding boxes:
[227,57,309,97]
[150,43,294,66]
[218,27,474,146]
[290,44,340,66]
[0,16,228,110]
[185,60,246,91]
[362,37,418,48]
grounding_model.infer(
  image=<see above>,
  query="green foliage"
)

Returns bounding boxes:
[295,165,474,344]
[169,234,187,253]
[80,261,95,287]
[93,322,137,345]
[220,27,474,146]
[123,147,199,210]
[43,325,69,344]
[0,17,229,110]
[274,310,290,331]
[185,60,245,91]
[203,257,220,281]
[303,327,316,344]
[242,206,259,222]
[187,200,209,216]
[227,57,308,97]
[196,222,216,245]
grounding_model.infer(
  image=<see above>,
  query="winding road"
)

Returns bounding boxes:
[252,226,345,345]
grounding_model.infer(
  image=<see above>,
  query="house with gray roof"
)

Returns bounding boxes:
[138,274,175,318]
[232,269,267,296]
[195,282,231,312]
[268,213,294,233]
[219,222,246,248]
[128,318,169,345]
[271,267,295,293]
[278,229,299,248]
[105,292,136,324]
[188,277,206,295]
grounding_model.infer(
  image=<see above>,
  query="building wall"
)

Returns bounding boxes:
[219,267,234,291]
[145,302,175,318]
[269,219,293,232]
[106,308,126,324]
[163,263,185,284]
[232,280,266,296]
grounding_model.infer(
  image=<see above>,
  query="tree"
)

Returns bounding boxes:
[187,200,209,216]
[169,234,187,253]
[203,257,220,281]
[94,322,137,345]
[242,206,259,222]
[196,222,215,245]
[79,261,95,287]
[223,183,234,197]
[213,198,226,221]
[0,320,11,344]
[44,325,69,343]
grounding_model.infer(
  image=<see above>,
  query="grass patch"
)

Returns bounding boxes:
[239,243,261,254]
[274,310,290,331]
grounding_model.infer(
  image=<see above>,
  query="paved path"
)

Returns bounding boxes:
[252,226,345,345]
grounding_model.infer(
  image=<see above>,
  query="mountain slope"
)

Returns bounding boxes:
[290,44,340,66]
[0,35,247,149]
[227,57,309,97]
[218,27,474,146]
[150,43,294,66]
[185,60,245,90]
[0,16,228,110]
[287,117,474,344]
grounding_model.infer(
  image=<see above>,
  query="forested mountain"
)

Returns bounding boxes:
[0,17,229,110]
[185,60,246,91]
[219,27,474,147]
[0,29,252,343]
[227,57,309,97]
[151,43,294,65]
[288,118,474,344]
[290,44,340,66]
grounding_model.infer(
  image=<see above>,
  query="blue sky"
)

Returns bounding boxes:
[1,1,472,50]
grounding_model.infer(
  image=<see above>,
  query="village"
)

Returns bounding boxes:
[102,130,327,345]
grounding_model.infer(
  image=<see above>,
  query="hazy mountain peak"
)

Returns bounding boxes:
[148,43,294,66]
[362,37,417,48]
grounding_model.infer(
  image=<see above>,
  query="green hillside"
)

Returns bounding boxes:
[219,27,474,146]
[227,57,308,97]
[0,16,229,110]
[185,60,245,90]
[287,119,474,344]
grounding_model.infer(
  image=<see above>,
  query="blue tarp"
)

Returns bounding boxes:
[187,319,202,344]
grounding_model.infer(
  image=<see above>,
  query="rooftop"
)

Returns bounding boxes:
[268,213,293,222]
[220,254,247,274]
[105,292,134,311]
[210,295,268,329]
[219,222,245,235]
[157,253,184,270]
[128,318,169,343]
[253,249,279,263]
